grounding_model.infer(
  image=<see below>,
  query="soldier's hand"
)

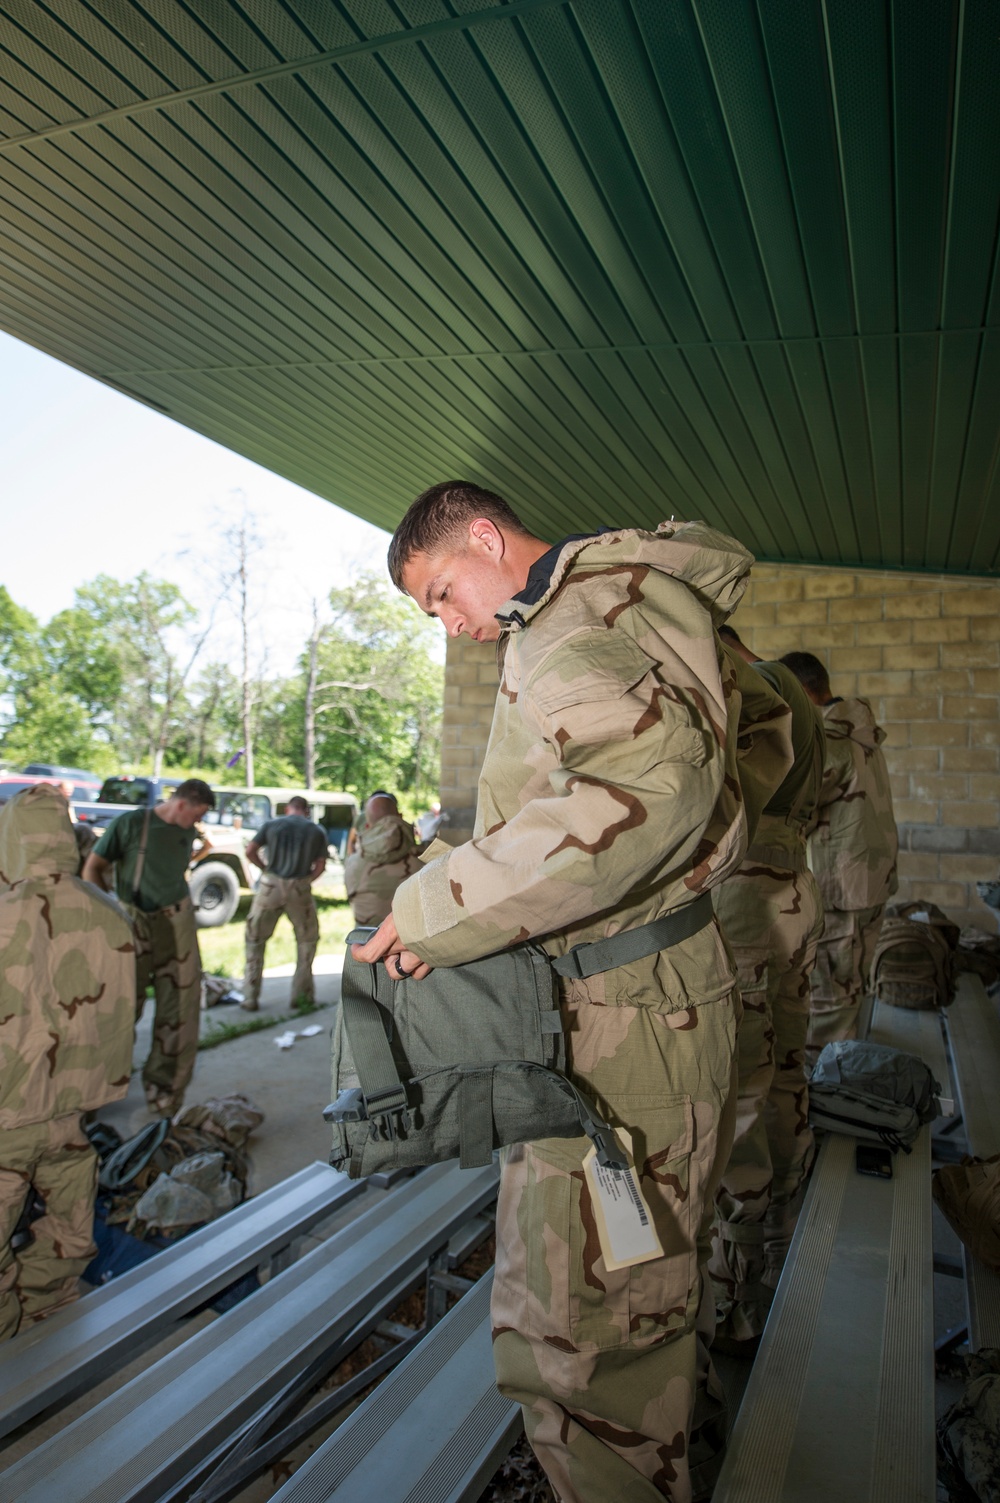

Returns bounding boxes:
[350,914,433,981]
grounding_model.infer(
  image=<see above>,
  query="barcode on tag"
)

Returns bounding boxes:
[583,1137,663,1273]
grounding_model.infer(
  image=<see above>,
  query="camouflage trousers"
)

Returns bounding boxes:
[0,1114,97,1341]
[492,974,739,1503]
[710,862,823,1340]
[244,874,319,1007]
[807,902,885,1062]
[129,896,202,1116]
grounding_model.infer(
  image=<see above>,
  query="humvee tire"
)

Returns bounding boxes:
[190,861,241,927]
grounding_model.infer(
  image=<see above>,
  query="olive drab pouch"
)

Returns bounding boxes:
[872,901,959,1010]
[327,928,628,1179]
[809,1039,942,1153]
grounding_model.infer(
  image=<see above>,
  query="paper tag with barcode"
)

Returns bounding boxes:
[583,1132,663,1272]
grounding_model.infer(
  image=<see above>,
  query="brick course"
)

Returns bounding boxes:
[437,562,1000,931]
[731,563,1000,929]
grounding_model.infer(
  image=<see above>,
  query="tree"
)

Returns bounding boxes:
[302,571,443,806]
[74,574,212,774]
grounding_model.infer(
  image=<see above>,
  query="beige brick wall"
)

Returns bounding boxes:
[729,564,1000,929]
[438,567,1000,930]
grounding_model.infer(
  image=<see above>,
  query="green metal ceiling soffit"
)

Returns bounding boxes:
[1,0,998,574]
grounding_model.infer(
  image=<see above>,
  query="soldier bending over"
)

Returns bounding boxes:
[352,483,791,1503]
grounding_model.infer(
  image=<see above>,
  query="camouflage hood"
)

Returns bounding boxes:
[0,783,78,890]
[496,519,753,632]
[357,814,418,867]
[823,696,887,750]
[0,783,136,1129]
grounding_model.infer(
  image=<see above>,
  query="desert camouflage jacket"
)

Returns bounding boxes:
[0,784,135,1129]
[394,522,793,992]
[345,814,422,912]
[743,659,826,870]
[810,696,899,910]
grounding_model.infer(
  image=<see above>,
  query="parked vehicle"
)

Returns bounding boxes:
[73,776,186,829]
[0,769,102,804]
[24,762,101,785]
[0,773,54,804]
[192,786,358,927]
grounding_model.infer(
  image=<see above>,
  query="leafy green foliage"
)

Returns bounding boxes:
[0,569,442,807]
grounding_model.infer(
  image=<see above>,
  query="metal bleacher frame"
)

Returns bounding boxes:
[0,1161,363,1444]
[715,999,943,1503]
[2,1162,499,1503]
[273,1270,520,1503]
[943,971,1000,1349]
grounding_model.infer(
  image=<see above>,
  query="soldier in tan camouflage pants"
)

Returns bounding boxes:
[711,863,823,1339]
[0,1118,99,1340]
[780,653,898,1063]
[129,897,202,1115]
[0,785,134,1338]
[807,903,885,1058]
[493,969,739,1503]
[709,633,826,1343]
[244,874,319,1006]
[353,487,794,1502]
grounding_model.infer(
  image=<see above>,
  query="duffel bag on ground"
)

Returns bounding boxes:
[808,1038,942,1152]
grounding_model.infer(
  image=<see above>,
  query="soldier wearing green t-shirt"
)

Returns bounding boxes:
[84,779,215,1116]
[242,797,329,1011]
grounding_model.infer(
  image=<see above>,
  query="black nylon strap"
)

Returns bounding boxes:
[551,892,714,980]
[341,969,409,1121]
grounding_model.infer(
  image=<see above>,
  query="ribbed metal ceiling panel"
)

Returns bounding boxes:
[1,0,998,572]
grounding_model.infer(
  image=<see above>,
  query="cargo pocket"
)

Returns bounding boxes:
[568,1093,696,1352]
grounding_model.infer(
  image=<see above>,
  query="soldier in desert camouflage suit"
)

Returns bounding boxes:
[781,653,898,1059]
[344,793,423,927]
[0,785,134,1339]
[709,628,826,1344]
[352,484,793,1503]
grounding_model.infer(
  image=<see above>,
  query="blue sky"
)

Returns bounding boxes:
[1,330,394,672]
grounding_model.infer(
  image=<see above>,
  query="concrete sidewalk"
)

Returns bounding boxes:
[96,956,345,1192]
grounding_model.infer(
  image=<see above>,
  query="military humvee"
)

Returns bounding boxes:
[191,786,358,927]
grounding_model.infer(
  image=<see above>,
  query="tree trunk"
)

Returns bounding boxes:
[238,524,255,788]
[304,600,320,789]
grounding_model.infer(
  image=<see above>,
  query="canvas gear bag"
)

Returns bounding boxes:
[937,1349,1000,1503]
[872,901,958,1011]
[933,1154,1000,1274]
[808,1039,942,1152]
[327,898,714,1179]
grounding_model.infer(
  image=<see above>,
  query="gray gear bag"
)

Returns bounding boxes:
[326,897,714,1179]
[808,1039,941,1153]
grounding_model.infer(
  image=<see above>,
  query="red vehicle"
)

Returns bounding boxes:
[0,773,58,804]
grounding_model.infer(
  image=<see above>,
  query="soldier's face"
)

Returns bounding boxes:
[173,799,211,829]
[402,528,516,643]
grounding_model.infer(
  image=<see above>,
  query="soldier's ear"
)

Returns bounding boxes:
[468,518,504,558]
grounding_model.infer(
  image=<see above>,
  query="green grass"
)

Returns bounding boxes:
[197,997,321,1051]
[197,895,358,980]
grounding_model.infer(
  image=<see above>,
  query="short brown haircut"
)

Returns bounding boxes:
[387,481,531,590]
[779,651,830,699]
[174,778,215,808]
[288,796,309,813]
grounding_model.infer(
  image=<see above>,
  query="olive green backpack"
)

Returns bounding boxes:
[326,930,626,1178]
[326,900,713,1178]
